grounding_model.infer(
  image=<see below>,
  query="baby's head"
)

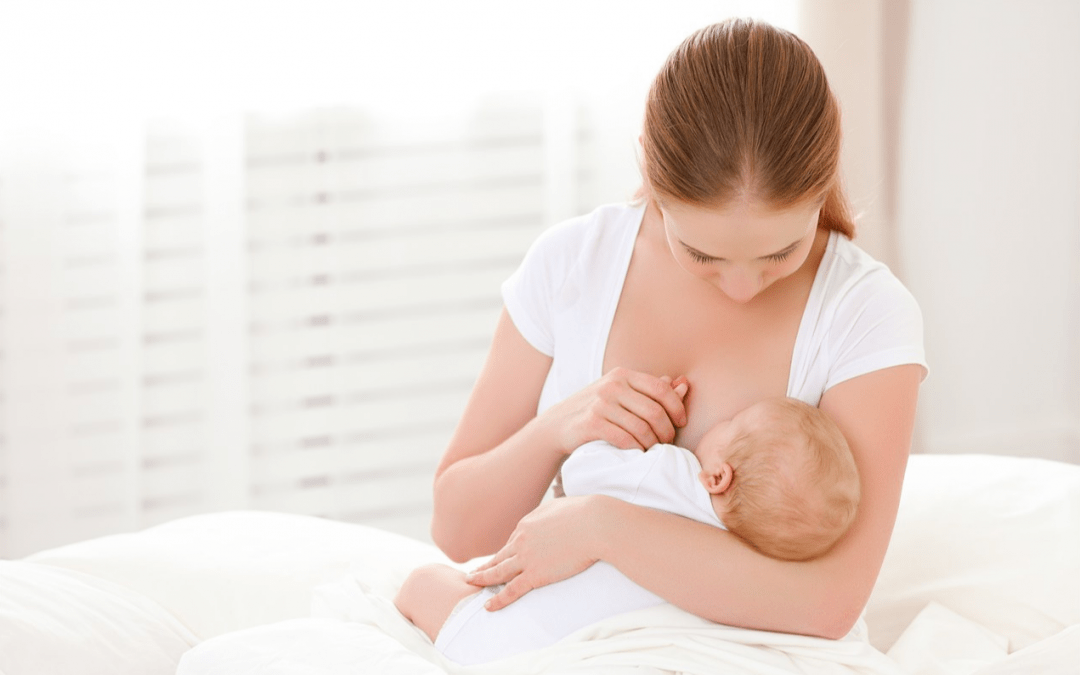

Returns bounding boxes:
[696,398,859,561]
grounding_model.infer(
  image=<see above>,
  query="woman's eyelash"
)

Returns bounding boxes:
[687,249,792,263]
[686,245,799,260]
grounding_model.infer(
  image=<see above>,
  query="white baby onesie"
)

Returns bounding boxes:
[434,441,724,665]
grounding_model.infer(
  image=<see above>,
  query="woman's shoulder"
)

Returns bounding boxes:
[815,233,921,316]
[501,203,645,357]
[528,202,645,258]
[510,202,645,295]
[796,233,926,393]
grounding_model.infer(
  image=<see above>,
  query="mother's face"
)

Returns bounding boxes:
[658,197,822,304]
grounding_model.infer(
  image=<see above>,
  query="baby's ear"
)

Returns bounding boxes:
[698,462,734,495]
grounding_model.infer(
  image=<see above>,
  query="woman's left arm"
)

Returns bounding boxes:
[469,364,924,639]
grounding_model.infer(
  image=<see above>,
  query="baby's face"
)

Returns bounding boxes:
[695,400,774,474]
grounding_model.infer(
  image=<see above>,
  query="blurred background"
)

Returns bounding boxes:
[0,0,1076,558]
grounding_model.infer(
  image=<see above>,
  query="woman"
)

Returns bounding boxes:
[429,18,926,640]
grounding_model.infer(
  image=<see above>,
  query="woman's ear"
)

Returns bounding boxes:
[698,462,734,495]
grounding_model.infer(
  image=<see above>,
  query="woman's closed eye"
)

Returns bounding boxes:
[686,249,793,264]
[687,249,718,264]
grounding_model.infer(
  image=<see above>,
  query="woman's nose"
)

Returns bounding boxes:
[718,268,763,304]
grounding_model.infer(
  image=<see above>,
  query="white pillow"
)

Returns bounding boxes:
[865,453,1080,653]
[27,510,451,641]
[0,560,197,675]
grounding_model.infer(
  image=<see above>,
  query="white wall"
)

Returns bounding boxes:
[798,0,894,267]
[897,0,1080,462]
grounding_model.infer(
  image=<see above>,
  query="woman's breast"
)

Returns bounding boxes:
[673,355,788,448]
[607,324,793,449]
[603,260,803,450]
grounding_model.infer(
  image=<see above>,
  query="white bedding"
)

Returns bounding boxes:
[1,453,1078,675]
[180,576,907,675]
[0,560,197,674]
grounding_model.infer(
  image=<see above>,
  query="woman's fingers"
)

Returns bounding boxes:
[463,496,606,612]
[467,559,535,610]
[619,393,676,446]
[554,368,690,454]
[466,554,517,587]
[466,545,513,585]
[602,405,656,449]
[671,375,690,398]
[484,575,534,611]
[466,557,496,578]
[602,370,687,446]
[626,370,689,430]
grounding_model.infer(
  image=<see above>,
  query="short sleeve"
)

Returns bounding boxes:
[825,270,928,391]
[500,217,584,357]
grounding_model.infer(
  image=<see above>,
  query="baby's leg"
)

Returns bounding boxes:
[394,563,479,642]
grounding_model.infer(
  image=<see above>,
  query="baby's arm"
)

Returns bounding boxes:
[394,564,479,642]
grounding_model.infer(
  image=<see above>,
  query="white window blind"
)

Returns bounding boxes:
[0,96,593,557]
[1,135,146,555]
[243,103,554,537]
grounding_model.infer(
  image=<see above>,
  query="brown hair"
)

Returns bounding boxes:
[720,398,860,561]
[641,18,855,237]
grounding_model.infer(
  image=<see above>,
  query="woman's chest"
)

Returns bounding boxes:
[602,253,809,449]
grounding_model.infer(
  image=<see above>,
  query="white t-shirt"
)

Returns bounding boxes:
[501,203,927,413]
[435,442,721,665]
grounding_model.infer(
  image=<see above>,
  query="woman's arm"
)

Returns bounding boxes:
[431,309,560,562]
[432,308,689,563]
[471,364,923,638]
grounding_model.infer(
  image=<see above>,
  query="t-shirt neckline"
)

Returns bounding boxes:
[590,202,839,399]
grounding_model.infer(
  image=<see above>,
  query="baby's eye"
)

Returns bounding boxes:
[687,250,716,264]
[766,251,792,263]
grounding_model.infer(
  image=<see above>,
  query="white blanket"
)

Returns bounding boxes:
[179,574,907,675]
[3,454,1078,675]
[178,574,1080,675]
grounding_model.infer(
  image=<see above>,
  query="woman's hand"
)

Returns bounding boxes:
[463,494,614,610]
[544,368,689,456]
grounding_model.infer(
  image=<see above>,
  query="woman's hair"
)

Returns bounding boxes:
[641,18,855,238]
[721,398,860,561]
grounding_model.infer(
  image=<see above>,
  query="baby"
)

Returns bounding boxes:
[395,396,860,666]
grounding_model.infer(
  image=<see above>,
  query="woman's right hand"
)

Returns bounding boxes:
[544,368,689,455]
